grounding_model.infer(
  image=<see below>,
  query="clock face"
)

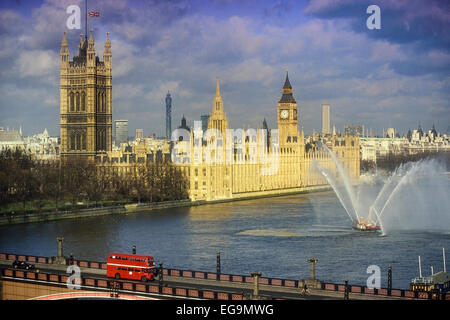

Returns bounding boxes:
[280,109,289,119]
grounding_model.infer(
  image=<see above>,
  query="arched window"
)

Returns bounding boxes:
[82,132,86,150]
[70,133,75,150]
[76,133,81,150]
[97,131,101,151]
[76,92,80,111]
[98,92,102,112]
[81,92,85,111]
[103,93,106,112]
[70,92,74,112]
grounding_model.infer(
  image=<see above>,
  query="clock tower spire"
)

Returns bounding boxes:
[277,69,300,153]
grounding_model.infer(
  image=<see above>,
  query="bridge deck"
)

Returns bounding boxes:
[0,256,411,300]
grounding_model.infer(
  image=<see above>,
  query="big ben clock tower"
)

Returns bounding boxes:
[277,69,301,153]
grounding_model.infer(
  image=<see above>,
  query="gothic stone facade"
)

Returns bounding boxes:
[60,32,359,201]
[59,30,112,160]
[173,74,360,201]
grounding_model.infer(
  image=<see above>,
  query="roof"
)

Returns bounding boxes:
[411,271,450,285]
[279,71,296,103]
[0,130,23,142]
[283,71,292,89]
[431,271,450,284]
[279,92,296,103]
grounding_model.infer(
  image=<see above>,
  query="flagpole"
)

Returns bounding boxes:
[85,0,88,39]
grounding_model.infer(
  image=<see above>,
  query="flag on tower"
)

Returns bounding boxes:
[88,11,100,17]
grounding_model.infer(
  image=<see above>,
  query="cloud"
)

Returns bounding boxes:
[263,0,295,18]
[15,50,58,77]
[304,0,450,51]
[0,0,449,137]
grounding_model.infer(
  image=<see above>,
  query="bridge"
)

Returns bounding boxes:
[0,252,446,300]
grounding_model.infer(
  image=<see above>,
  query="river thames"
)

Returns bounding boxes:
[0,191,448,289]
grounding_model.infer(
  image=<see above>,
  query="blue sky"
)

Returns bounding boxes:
[0,0,449,137]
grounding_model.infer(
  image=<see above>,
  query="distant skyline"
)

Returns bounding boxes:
[0,0,449,137]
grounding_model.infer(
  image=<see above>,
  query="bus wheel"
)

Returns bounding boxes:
[115,273,120,279]
[141,276,147,282]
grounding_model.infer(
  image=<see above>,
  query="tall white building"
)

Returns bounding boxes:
[322,104,330,135]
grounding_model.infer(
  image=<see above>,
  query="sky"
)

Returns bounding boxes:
[0,0,449,137]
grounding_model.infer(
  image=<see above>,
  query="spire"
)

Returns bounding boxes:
[88,28,94,43]
[212,78,224,113]
[431,123,437,137]
[103,32,112,69]
[104,32,111,48]
[279,69,296,103]
[215,78,221,98]
[86,28,95,66]
[61,31,68,47]
[60,32,69,65]
[208,77,228,134]
[283,69,292,89]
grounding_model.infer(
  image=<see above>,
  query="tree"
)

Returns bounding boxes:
[84,165,102,207]
[62,157,90,208]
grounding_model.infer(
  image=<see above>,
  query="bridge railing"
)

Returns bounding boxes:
[321,282,419,299]
[161,267,298,288]
[1,252,447,300]
[0,268,245,300]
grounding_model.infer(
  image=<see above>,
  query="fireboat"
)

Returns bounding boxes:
[352,206,381,231]
[352,219,381,231]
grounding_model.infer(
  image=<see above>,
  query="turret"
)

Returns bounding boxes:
[60,31,69,68]
[77,33,85,57]
[87,28,95,67]
[104,32,112,69]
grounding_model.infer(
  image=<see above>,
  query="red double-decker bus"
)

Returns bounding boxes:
[106,253,158,282]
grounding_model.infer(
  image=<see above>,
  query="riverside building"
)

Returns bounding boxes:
[60,32,360,202]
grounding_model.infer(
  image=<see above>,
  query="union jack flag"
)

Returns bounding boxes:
[88,11,100,17]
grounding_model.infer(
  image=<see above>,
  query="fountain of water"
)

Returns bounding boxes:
[313,144,450,235]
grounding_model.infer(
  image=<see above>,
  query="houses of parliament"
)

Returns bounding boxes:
[59,31,360,202]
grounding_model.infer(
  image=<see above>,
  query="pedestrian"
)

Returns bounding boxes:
[301,283,308,295]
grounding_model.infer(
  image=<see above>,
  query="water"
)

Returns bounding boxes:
[314,144,450,235]
[0,191,448,289]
